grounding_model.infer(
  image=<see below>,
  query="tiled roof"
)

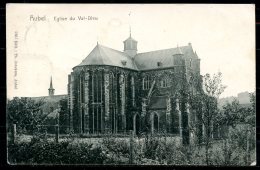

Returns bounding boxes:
[76,43,197,71]
[77,44,138,70]
[134,45,195,70]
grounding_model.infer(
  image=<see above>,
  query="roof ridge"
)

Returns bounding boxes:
[136,45,190,55]
[96,44,105,64]
[99,44,139,69]
[25,94,67,98]
[80,45,99,64]
[98,44,125,54]
[98,44,114,65]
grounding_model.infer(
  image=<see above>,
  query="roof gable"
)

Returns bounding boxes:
[134,45,196,70]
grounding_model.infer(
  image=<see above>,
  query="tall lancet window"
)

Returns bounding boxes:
[90,71,103,133]
[120,74,126,116]
[189,77,194,95]
[79,72,85,133]
[131,76,135,106]
[143,75,150,90]
[160,76,170,88]
[109,72,117,133]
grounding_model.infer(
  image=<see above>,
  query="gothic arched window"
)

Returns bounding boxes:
[160,77,170,88]
[189,77,194,95]
[143,75,150,90]
[109,72,117,133]
[109,73,115,104]
[90,71,103,133]
[92,73,102,103]
[131,76,135,106]
[120,74,126,117]
[79,72,85,102]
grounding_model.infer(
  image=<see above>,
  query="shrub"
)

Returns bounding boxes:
[8,138,107,164]
[100,137,130,164]
[143,135,160,160]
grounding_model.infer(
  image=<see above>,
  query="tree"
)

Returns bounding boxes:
[217,99,241,128]
[7,97,45,134]
[245,93,255,126]
[189,72,226,165]
[218,92,255,132]
[212,92,256,165]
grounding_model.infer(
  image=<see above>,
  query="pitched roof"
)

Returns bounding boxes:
[76,42,197,71]
[77,44,138,70]
[28,94,67,102]
[134,45,195,70]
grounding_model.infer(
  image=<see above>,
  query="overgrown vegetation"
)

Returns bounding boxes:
[8,136,107,164]
[7,72,256,165]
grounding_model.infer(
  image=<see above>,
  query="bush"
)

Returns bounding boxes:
[100,137,130,164]
[8,137,107,164]
[143,135,160,160]
[8,131,255,165]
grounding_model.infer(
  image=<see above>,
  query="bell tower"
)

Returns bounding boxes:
[48,76,55,96]
[123,28,137,58]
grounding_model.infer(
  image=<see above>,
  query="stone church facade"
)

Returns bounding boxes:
[67,33,203,143]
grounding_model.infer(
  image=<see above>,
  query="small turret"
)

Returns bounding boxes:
[123,28,138,58]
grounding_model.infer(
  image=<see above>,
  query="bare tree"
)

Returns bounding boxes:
[189,72,226,165]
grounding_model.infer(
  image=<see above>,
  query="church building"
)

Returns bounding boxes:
[67,33,203,143]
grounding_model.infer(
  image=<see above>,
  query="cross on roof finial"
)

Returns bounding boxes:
[128,11,132,37]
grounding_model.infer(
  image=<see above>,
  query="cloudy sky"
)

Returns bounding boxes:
[7,4,255,99]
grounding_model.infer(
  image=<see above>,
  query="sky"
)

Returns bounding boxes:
[6,4,255,99]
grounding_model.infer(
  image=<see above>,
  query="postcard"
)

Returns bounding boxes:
[6,4,256,165]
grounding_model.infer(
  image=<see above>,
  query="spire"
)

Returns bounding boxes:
[48,76,55,96]
[50,76,53,89]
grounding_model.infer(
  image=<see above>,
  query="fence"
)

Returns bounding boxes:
[9,122,185,164]
[8,122,256,165]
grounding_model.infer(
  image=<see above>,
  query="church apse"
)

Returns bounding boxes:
[67,33,203,144]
